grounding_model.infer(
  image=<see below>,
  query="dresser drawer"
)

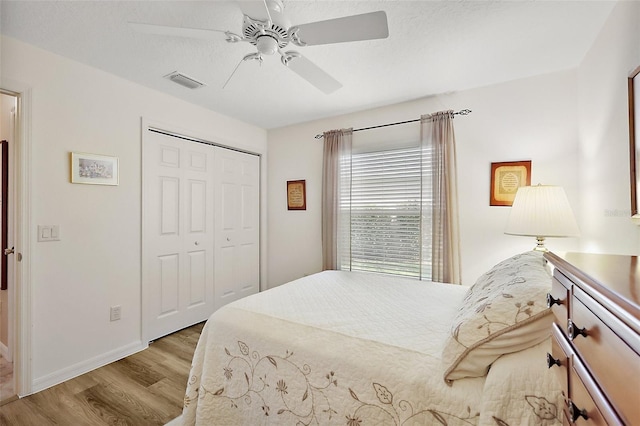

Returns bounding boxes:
[569,354,621,425]
[572,287,640,423]
[550,273,571,326]
[569,361,608,425]
[550,324,570,405]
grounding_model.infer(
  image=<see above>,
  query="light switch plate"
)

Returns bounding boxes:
[38,225,61,242]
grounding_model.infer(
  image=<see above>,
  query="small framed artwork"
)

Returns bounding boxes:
[287,180,306,210]
[490,160,531,206]
[70,152,119,186]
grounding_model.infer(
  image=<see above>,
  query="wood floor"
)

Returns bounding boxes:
[0,355,14,404]
[0,322,204,425]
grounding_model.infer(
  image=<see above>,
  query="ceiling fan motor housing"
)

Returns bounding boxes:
[243,15,289,53]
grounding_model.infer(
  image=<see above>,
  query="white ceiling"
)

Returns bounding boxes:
[1,1,615,129]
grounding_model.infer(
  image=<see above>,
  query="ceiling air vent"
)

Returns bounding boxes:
[164,71,206,89]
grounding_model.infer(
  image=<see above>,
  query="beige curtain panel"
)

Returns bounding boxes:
[321,128,352,270]
[421,111,462,284]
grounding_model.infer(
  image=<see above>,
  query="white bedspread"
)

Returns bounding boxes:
[182,271,562,425]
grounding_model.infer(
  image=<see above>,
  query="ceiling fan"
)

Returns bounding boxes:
[130,0,389,94]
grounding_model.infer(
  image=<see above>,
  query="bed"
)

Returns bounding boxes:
[182,251,562,425]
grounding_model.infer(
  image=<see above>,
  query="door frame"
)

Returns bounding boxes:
[1,83,33,397]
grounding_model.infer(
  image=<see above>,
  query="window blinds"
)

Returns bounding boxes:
[342,146,425,277]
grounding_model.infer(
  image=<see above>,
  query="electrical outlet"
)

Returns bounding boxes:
[110,305,121,322]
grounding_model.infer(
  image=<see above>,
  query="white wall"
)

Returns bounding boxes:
[0,36,267,392]
[268,70,581,288]
[577,0,640,254]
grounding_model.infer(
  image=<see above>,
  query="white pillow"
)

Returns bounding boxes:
[442,251,553,383]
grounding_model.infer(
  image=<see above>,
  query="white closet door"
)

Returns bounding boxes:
[214,147,260,309]
[143,131,215,341]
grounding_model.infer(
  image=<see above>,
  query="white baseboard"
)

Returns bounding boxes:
[0,341,9,361]
[31,340,147,394]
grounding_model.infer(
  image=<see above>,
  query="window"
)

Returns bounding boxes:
[339,145,430,278]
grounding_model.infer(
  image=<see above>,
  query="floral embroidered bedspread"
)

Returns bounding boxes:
[181,271,562,425]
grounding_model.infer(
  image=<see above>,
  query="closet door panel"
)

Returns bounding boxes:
[143,131,215,341]
[214,148,260,309]
[158,254,179,316]
[187,250,206,307]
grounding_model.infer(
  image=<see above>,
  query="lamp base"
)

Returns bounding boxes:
[533,236,548,252]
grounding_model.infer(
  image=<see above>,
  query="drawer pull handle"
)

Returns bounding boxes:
[569,400,589,422]
[568,319,588,340]
[546,293,562,308]
[546,353,561,368]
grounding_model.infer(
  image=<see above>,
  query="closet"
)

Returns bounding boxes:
[142,128,260,341]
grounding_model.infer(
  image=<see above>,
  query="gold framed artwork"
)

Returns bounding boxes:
[70,152,119,186]
[287,180,306,210]
[490,160,531,206]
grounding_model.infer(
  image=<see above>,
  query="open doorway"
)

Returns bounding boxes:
[0,91,17,404]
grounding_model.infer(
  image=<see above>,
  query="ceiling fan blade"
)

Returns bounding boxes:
[282,53,342,94]
[261,0,274,24]
[237,1,272,21]
[129,22,226,41]
[238,1,290,29]
[290,11,388,46]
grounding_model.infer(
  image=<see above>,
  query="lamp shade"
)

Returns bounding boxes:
[505,185,580,238]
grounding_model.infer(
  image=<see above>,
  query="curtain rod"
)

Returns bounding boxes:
[313,109,472,139]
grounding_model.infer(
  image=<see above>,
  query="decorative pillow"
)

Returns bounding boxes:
[442,251,553,383]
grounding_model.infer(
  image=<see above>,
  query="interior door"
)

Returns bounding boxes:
[143,130,215,341]
[1,140,8,291]
[214,147,260,308]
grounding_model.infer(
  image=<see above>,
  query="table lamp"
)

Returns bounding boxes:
[504,184,580,252]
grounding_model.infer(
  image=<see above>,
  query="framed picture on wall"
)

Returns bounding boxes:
[70,152,119,185]
[287,180,306,210]
[490,160,531,206]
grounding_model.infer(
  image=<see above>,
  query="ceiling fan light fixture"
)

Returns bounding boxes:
[256,35,278,55]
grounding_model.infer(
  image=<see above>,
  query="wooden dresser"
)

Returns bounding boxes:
[544,252,640,425]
